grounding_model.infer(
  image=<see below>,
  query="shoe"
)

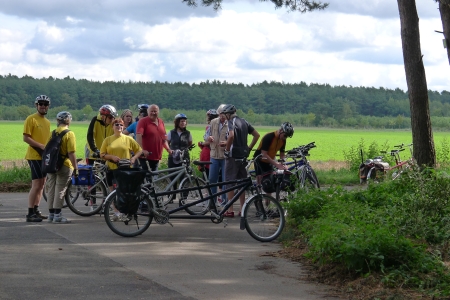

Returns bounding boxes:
[26,214,42,222]
[237,211,241,217]
[111,214,121,222]
[223,211,234,218]
[52,214,71,224]
[35,211,48,220]
[90,204,98,212]
[48,213,55,223]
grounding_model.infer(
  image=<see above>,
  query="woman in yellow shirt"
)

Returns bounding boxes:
[100,118,143,192]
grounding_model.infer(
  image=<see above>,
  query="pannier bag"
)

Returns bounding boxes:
[113,169,147,214]
[72,165,95,185]
[277,170,295,192]
[261,171,276,194]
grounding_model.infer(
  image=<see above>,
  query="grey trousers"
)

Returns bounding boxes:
[45,165,73,209]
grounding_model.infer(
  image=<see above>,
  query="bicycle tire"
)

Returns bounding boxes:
[104,189,154,237]
[178,176,209,215]
[152,176,175,206]
[243,194,285,242]
[300,167,319,190]
[65,175,108,216]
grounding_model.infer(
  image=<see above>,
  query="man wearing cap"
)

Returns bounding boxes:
[136,104,171,171]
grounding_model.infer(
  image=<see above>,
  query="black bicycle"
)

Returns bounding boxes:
[102,155,286,242]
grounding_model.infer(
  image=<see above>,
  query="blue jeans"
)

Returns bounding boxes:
[209,158,227,203]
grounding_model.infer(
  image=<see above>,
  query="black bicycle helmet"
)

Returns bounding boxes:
[207,109,219,119]
[174,113,187,120]
[56,111,72,125]
[280,122,294,138]
[221,104,236,115]
[99,104,118,118]
[35,95,51,104]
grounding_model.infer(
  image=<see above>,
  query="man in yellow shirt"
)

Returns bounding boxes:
[23,95,51,222]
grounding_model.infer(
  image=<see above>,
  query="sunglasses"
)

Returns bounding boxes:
[114,123,124,127]
[106,115,114,119]
[37,102,49,107]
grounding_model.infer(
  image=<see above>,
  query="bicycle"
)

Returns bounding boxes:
[64,160,109,216]
[362,143,415,183]
[252,142,320,202]
[102,155,286,242]
[142,145,212,215]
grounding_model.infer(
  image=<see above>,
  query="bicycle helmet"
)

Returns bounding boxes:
[137,104,149,110]
[207,109,219,119]
[56,111,72,125]
[280,122,294,138]
[221,104,236,115]
[217,104,227,114]
[99,104,118,118]
[35,95,51,104]
[174,113,187,120]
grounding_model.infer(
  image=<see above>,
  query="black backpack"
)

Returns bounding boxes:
[42,129,70,173]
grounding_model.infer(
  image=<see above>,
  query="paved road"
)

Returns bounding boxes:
[0,193,338,300]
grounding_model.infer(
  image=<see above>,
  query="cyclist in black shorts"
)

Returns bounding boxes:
[23,95,51,222]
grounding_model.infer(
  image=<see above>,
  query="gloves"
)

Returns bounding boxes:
[224,150,230,158]
[92,151,100,158]
[73,169,79,178]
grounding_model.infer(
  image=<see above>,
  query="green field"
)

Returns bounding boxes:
[1,120,448,162]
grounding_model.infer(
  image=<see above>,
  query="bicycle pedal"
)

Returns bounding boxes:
[223,220,228,228]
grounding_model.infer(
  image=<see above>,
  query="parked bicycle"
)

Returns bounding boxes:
[359,143,415,184]
[102,155,286,242]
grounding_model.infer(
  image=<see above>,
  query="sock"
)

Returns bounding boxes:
[28,208,34,216]
[55,209,62,214]
[49,209,55,214]
[34,205,39,213]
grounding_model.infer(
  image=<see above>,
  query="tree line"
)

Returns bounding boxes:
[1,74,450,129]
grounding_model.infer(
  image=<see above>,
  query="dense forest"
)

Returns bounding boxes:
[1,74,450,129]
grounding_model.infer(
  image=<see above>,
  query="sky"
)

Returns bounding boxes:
[0,0,448,92]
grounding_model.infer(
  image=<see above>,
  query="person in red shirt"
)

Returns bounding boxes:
[136,104,171,171]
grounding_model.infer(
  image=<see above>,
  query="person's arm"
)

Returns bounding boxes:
[68,152,79,176]
[248,129,260,151]
[86,117,99,153]
[23,134,45,151]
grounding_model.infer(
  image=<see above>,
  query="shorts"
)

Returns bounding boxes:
[224,157,247,189]
[255,161,273,176]
[106,170,114,187]
[27,160,46,180]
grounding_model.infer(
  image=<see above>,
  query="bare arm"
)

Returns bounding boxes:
[23,134,45,150]
[68,152,78,170]
[248,129,260,151]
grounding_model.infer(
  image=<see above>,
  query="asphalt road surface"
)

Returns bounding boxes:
[0,193,339,300]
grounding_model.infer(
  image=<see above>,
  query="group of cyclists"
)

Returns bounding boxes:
[23,95,295,223]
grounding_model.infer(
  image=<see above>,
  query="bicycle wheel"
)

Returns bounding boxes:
[65,176,108,216]
[104,189,153,237]
[243,194,285,242]
[178,176,209,215]
[300,167,319,190]
[153,176,175,206]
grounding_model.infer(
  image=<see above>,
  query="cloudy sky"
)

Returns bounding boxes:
[0,0,448,92]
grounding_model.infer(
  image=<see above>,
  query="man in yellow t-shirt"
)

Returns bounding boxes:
[23,95,51,222]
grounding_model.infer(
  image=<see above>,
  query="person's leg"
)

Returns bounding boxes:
[219,159,228,204]
[225,158,238,215]
[208,158,220,202]
[149,160,159,172]
[27,160,46,221]
[45,173,56,221]
[52,166,73,223]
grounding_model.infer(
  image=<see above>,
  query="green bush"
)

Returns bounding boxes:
[0,162,29,183]
[286,170,450,296]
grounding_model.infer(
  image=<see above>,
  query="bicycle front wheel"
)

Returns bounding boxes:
[65,176,107,216]
[104,189,154,237]
[179,177,210,215]
[244,194,285,242]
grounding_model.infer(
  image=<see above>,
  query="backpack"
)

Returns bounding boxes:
[41,129,70,173]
